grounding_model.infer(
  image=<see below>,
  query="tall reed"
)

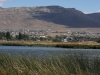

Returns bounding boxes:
[0,52,100,75]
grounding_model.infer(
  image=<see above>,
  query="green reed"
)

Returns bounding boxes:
[0,52,100,75]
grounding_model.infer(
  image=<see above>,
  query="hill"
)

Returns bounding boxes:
[0,6,100,31]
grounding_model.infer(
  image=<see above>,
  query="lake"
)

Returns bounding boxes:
[0,46,100,58]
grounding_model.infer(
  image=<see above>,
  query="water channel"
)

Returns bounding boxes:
[0,46,100,58]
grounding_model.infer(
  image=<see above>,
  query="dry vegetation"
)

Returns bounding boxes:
[0,40,100,49]
[0,52,100,75]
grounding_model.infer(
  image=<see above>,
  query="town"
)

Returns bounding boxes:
[0,29,100,42]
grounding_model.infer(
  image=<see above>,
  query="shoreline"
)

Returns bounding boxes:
[0,41,100,49]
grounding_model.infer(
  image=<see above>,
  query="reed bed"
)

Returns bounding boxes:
[0,52,100,75]
[0,41,100,49]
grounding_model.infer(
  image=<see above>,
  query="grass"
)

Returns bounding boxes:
[0,52,100,75]
[0,41,100,49]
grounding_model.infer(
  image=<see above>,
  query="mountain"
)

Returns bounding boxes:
[87,13,100,21]
[0,6,100,30]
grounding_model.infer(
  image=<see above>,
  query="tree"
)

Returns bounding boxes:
[52,35,62,42]
[18,32,23,40]
[0,32,5,40]
[23,34,29,40]
[6,32,11,40]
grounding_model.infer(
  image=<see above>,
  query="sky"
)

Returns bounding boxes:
[0,0,100,13]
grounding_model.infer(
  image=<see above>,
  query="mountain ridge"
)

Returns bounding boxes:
[0,6,100,30]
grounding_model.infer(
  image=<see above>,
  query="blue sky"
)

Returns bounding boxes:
[1,0,100,13]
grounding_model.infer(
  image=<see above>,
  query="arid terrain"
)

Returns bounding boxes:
[0,6,100,32]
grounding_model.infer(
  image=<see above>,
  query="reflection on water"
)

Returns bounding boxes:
[0,46,100,58]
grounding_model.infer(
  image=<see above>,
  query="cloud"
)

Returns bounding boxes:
[0,0,13,7]
[97,10,100,13]
[83,11,91,14]
[84,10,100,14]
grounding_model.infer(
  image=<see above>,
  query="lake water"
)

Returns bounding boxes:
[0,46,100,58]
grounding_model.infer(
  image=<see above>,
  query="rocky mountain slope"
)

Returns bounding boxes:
[0,6,100,30]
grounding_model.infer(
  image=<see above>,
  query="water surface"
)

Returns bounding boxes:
[0,46,100,58]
